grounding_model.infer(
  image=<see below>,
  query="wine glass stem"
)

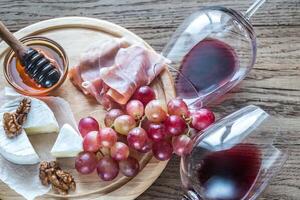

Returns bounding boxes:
[245,0,266,19]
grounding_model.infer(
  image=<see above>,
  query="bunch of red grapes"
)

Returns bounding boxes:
[75,116,138,181]
[75,86,215,181]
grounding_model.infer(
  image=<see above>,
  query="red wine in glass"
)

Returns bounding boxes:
[180,105,288,200]
[176,38,237,99]
[195,143,261,200]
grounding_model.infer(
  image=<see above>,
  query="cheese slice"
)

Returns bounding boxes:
[51,124,83,157]
[0,97,59,135]
[0,97,59,164]
[0,126,40,164]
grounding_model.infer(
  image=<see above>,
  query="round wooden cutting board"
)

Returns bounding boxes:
[0,17,175,199]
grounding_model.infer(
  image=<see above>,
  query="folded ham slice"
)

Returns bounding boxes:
[69,38,130,95]
[70,38,169,109]
[100,45,168,105]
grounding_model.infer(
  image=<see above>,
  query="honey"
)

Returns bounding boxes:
[4,37,68,96]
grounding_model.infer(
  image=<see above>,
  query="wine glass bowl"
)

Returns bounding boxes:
[163,7,256,108]
[180,105,288,200]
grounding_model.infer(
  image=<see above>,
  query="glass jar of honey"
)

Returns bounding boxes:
[3,36,68,96]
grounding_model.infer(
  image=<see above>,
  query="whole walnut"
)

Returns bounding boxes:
[39,161,76,195]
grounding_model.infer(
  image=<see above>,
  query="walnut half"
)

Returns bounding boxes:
[39,161,76,195]
[2,98,31,138]
[16,98,31,125]
[3,113,22,138]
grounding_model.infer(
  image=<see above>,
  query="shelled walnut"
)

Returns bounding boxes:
[39,161,76,195]
[16,98,31,125]
[3,98,31,138]
[3,112,22,138]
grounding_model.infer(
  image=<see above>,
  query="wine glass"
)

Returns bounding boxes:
[163,0,266,109]
[180,105,288,200]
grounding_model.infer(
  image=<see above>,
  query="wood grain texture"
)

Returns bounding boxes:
[0,0,299,199]
[0,0,299,30]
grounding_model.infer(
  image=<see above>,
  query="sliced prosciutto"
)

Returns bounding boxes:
[100,45,169,105]
[69,38,130,96]
[70,38,169,109]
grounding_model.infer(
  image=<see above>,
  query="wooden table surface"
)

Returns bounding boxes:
[0,0,299,199]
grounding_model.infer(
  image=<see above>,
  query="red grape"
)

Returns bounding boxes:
[75,152,97,174]
[146,123,166,142]
[167,98,189,118]
[119,156,140,177]
[191,108,215,130]
[172,135,192,156]
[78,117,99,137]
[114,115,136,135]
[137,137,152,153]
[104,109,124,127]
[99,127,117,148]
[132,86,156,106]
[82,131,101,152]
[126,100,144,119]
[164,115,187,136]
[97,156,119,181]
[145,100,167,123]
[127,127,147,150]
[141,118,151,131]
[152,140,173,161]
[110,142,129,161]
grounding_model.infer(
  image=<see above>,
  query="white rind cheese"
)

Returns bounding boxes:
[0,127,40,164]
[24,98,59,134]
[0,98,59,135]
[51,124,83,157]
[0,97,59,165]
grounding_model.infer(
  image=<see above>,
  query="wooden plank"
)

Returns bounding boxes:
[0,0,299,200]
[0,0,299,32]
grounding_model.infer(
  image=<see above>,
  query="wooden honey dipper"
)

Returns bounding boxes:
[0,21,61,88]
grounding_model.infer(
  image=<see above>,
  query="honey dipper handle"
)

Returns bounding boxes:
[0,21,28,59]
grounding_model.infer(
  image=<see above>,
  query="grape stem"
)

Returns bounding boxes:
[186,123,192,138]
[97,149,105,157]
[184,116,193,137]
[184,116,192,124]
[138,115,147,127]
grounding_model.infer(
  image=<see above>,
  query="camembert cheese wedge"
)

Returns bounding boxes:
[0,97,59,165]
[51,124,83,157]
[0,126,40,164]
